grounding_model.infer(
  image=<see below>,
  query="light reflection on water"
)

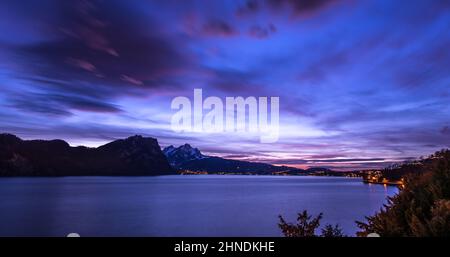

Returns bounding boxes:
[0,175,397,236]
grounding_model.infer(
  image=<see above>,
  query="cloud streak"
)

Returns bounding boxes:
[0,0,449,170]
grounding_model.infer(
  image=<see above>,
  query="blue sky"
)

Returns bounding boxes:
[0,0,449,170]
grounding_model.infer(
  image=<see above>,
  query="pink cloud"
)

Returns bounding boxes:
[120,74,144,86]
[66,57,96,72]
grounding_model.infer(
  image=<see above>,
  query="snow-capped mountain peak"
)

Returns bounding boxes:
[163,144,206,167]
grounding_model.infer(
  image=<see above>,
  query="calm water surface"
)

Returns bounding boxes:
[0,175,397,236]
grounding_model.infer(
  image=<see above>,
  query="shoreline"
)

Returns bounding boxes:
[362,179,403,186]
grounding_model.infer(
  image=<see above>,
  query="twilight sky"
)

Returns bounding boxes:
[1,0,449,170]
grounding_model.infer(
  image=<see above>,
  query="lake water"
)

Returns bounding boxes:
[0,175,397,237]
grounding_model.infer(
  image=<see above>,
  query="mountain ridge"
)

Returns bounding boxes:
[163,143,307,175]
[0,133,332,176]
[0,133,174,176]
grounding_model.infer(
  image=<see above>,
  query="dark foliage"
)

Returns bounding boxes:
[321,224,346,237]
[278,210,345,237]
[357,149,450,237]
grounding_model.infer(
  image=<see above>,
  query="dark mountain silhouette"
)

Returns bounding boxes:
[164,143,305,175]
[181,156,305,175]
[0,134,174,176]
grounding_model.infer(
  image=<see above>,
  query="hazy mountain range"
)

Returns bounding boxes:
[163,144,310,175]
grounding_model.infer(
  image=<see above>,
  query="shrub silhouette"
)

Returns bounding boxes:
[357,149,450,237]
[321,224,346,237]
[278,210,345,237]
